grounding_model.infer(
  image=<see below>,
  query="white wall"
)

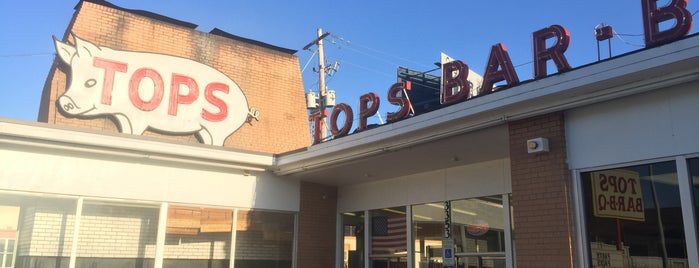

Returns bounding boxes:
[565,81,699,170]
[0,140,299,212]
[337,158,511,212]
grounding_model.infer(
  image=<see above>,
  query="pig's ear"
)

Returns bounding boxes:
[73,34,100,58]
[53,35,76,65]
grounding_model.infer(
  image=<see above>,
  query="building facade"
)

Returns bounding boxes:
[1,0,698,268]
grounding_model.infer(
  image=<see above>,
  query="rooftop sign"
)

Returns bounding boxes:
[310,0,693,144]
[54,34,259,146]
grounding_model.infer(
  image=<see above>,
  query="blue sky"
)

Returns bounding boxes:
[0,0,697,123]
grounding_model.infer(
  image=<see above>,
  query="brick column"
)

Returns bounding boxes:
[508,112,574,268]
[297,181,337,268]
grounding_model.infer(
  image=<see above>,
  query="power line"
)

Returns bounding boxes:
[330,33,433,69]
[0,52,55,58]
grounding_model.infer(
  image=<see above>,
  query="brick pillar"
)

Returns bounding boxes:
[297,181,337,268]
[508,112,574,268]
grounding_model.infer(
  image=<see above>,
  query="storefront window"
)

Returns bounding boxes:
[233,210,294,268]
[77,201,159,267]
[343,211,365,268]
[370,206,407,268]
[0,193,77,267]
[412,202,446,268]
[581,161,688,268]
[689,157,699,244]
[452,196,507,268]
[163,206,232,268]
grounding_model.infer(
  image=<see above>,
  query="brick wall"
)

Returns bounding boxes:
[17,204,76,257]
[297,181,337,268]
[77,204,158,258]
[508,112,574,268]
[38,1,310,154]
[17,202,292,262]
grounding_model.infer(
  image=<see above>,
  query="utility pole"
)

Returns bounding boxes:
[303,28,331,142]
[316,28,328,141]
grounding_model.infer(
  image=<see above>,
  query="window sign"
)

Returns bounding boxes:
[591,169,645,222]
[582,161,688,268]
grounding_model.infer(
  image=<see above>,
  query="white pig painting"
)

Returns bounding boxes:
[53,34,258,146]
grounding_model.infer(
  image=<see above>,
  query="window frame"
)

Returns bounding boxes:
[571,155,699,268]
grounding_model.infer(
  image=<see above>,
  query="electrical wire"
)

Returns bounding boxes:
[0,52,55,58]
[613,30,644,47]
[300,48,318,73]
[330,33,433,70]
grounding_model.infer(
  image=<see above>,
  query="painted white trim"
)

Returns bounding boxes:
[406,205,414,268]
[571,170,589,268]
[676,156,699,268]
[503,194,514,268]
[335,213,342,268]
[0,119,273,171]
[154,202,168,268]
[230,208,238,268]
[364,210,371,268]
[68,197,83,268]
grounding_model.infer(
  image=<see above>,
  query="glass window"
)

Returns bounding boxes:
[163,206,232,268]
[452,196,507,268]
[76,201,159,267]
[689,157,699,244]
[343,211,365,268]
[0,193,76,267]
[233,210,295,268]
[581,161,688,268]
[412,202,446,268]
[370,206,407,268]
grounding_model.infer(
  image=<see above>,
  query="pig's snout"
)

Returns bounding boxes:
[58,95,81,114]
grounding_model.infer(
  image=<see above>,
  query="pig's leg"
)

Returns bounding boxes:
[112,113,147,135]
[112,113,134,134]
[197,128,214,145]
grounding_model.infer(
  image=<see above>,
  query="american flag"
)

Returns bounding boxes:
[371,215,407,255]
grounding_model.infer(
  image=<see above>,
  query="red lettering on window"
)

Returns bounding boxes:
[93,57,128,105]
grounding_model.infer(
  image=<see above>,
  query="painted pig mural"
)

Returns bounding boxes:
[54,34,258,146]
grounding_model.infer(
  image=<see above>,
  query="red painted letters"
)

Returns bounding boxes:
[481,43,519,93]
[310,2,693,144]
[386,81,412,122]
[93,57,127,105]
[309,110,327,144]
[533,25,571,79]
[129,68,164,111]
[91,59,230,121]
[642,0,693,47]
[358,93,380,132]
[202,83,230,122]
[441,60,471,105]
[169,73,199,116]
[330,103,353,137]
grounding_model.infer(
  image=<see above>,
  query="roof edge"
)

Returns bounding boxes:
[77,0,198,29]
[210,28,297,55]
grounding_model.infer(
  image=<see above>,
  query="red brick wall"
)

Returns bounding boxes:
[38,1,310,154]
[508,112,574,268]
[297,182,337,268]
